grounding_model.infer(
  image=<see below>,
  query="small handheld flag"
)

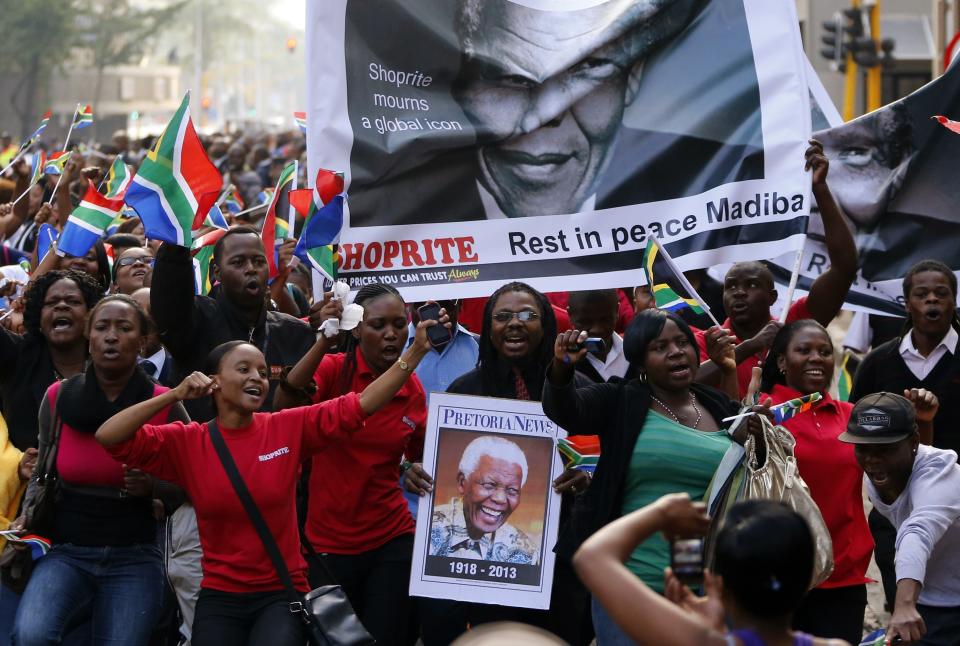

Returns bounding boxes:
[43,151,70,176]
[58,181,125,258]
[262,161,299,278]
[642,236,720,326]
[104,157,132,198]
[837,351,859,402]
[17,110,51,154]
[124,92,222,246]
[11,152,45,206]
[73,104,94,129]
[0,532,51,560]
[257,187,275,206]
[293,194,345,257]
[36,224,58,264]
[28,152,45,185]
[191,228,228,295]
[932,115,960,134]
[223,187,244,214]
[294,111,307,133]
[203,204,229,230]
[557,436,600,474]
[857,630,885,646]
[770,392,823,424]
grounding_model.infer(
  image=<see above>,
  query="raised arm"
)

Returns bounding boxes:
[543,330,620,435]
[151,243,200,360]
[573,494,725,646]
[357,313,447,416]
[804,139,859,326]
[96,373,212,446]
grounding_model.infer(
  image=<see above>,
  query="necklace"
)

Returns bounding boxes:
[651,392,702,429]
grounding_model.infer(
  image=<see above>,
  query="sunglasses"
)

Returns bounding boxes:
[116,256,155,269]
[493,310,539,323]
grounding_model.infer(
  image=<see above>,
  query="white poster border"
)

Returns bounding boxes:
[409,393,565,610]
[307,1,812,300]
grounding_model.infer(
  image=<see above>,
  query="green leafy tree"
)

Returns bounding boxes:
[0,0,77,134]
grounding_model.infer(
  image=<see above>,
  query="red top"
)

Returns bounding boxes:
[306,352,426,554]
[107,394,366,593]
[766,384,873,589]
[695,296,813,398]
[57,383,171,488]
[616,289,635,334]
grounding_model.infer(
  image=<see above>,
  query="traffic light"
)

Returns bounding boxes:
[821,13,847,73]
[880,38,896,69]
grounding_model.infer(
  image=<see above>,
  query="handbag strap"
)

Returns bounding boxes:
[39,382,64,482]
[206,419,302,608]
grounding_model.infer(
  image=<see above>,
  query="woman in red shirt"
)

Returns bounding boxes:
[95,308,445,646]
[276,283,428,646]
[759,319,872,644]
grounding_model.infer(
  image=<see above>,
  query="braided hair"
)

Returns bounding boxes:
[336,283,404,395]
[478,282,556,401]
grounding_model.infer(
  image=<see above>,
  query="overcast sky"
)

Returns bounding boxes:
[270,0,305,30]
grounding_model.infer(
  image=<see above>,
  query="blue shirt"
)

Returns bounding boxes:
[404,323,479,403]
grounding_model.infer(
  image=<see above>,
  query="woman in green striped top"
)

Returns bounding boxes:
[544,309,765,646]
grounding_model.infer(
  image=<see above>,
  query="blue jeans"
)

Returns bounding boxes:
[592,597,637,646]
[12,543,164,646]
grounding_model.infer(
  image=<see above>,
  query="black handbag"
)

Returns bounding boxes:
[0,393,64,593]
[207,419,375,646]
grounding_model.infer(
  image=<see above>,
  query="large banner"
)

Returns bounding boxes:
[409,393,564,609]
[306,0,812,299]
[763,60,960,316]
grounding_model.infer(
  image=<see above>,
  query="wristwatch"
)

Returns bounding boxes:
[396,357,412,372]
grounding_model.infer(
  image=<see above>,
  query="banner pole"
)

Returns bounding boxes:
[779,238,806,324]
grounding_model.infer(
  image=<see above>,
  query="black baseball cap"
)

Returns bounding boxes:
[839,392,916,445]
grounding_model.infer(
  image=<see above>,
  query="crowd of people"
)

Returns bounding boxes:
[0,122,953,646]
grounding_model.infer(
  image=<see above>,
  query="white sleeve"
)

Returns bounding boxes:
[895,454,960,584]
[842,311,872,353]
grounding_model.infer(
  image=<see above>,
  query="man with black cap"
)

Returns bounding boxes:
[840,392,960,646]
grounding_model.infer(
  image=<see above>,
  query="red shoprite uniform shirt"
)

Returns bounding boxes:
[306,351,427,554]
[767,384,873,589]
[107,394,366,593]
[695,297,813,398]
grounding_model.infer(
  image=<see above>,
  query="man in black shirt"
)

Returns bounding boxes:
[150,226,315,419]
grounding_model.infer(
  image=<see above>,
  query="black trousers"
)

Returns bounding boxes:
[308,533,414,646]
[792,583,867,646]
[917,603,960,646]
[419,557,593,646]
[192,588,305,646]
[869,508,898,610]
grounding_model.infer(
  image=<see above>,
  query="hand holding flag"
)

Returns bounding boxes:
[642,236,721,327]
[58,180,125,258]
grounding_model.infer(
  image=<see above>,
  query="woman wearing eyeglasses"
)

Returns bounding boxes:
[405,281,594,645]
[112,247,155,296]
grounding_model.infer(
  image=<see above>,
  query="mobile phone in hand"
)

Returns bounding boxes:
[670,538,704,587]
[583,337,605,355]
[417,303,452,350]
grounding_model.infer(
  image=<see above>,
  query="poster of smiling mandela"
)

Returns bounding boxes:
[306,0,813,299]
[409,393,564,609]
